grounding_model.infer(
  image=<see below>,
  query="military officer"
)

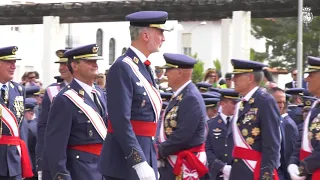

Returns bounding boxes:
[268,87,299,180]
[0,46,33,179]
[301,96,318,125]
[196,82,212,93]
[24,98,38,180]
[156,53,208,179]
[285,88,305,125]
[206,89,239,180]
[203,96,220,120]
[288,56,320,180]
[155,66,169,92]
[36,49,73,180]
[44,44,107,180]
[230,59,281,180]
[98,11,171,180]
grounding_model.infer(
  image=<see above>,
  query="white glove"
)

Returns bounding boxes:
[158,171,160,179]
[287,164,306,180]
[37,171,42,180]
[157,159,165,167]
[222,165,232,180]
[133,161,156,180]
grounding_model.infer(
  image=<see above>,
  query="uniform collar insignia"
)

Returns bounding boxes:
[249,98,254,104]
[10,82,14,89]
[79,89,85,97]
[133,57,139,64]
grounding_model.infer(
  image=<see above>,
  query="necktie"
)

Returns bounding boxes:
[1,85,8,106]
[226,116,230,129]
[92,89,103,115]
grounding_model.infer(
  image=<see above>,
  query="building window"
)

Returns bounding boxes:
[183,47,192,55]
[96,29,103,56]
[109,38,116,65]
[122,47,127,55]
[182,33,192,55]
[11,26,19,32]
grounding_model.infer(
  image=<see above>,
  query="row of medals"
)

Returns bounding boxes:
[165,106,178,136]
[309,114,320,141]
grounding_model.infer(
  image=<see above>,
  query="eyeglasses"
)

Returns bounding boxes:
[29,76,36,79]
[97,76,104,79]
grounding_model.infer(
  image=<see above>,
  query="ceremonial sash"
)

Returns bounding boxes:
[63,89,107,140]
[68,144,102,156]
[300,100,320,180]
[47,85,61,102]
[158,111,207,179]
[122,57,162,123]
[232,102,279,180]
[0,104,33,178]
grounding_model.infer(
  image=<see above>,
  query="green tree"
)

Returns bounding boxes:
[191,53,204,83]
[251,17,320,69]
[250,48,268,63]
[213,59,221,71]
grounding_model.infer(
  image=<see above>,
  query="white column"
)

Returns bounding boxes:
[220,18,233,77]
[231,11,251,60]
[42,16,65,87]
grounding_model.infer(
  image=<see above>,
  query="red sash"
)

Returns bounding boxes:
[108,120,156,137]
[68,144,102,156]
[299,149,320,179]
[173,144,208,178]
[233,146,279,180]
[0,135,33,178]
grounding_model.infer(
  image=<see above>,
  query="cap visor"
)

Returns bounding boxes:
[230,71,246,74]
[149,24,173,32]
[0,57,21,61]
[158,65,174,69]
[80,56,104,60]
[304,69,319,73]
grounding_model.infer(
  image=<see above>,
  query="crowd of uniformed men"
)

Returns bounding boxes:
[0,10,319,180]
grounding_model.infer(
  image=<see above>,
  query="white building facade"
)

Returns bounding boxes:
[0,1,292,88]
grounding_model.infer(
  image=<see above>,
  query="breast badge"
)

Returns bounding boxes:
[165,127,173,135]
[249,98,255,104]
[241,129,248,136]
[242,108,258,124]
[251,127,260,136]
[13,96,24,121]
[170,120,177,128]
[213,128,222,136]
[246,137,254,145]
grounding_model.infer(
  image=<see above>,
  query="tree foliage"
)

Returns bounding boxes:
[251,17,320,69]
[191,53,204,83]
[213,59,221,71]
